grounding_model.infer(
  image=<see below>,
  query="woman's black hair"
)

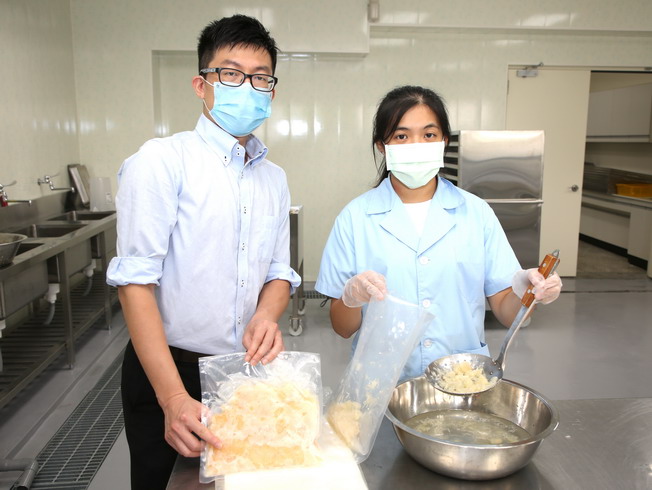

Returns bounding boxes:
[197,15,279,74]
[371,85,452,187]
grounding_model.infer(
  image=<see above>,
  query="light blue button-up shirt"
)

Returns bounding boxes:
[107,115,300,354]
[316,177,521,381]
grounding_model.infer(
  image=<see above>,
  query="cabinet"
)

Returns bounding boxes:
[586,83,652,142]
[580,193,652,276]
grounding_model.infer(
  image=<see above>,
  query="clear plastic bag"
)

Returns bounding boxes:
[326,294,434,462]
[199,351,323,483]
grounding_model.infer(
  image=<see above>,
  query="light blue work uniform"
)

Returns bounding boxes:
[107,115,300,355]
[316,177,521,381]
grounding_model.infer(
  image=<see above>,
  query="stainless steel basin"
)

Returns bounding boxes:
[0,233,27,267]
[10,224,86,238]
[0,260,49,320]
[47,210,115,222]
[16,242,45,255]
[386,376,559,480]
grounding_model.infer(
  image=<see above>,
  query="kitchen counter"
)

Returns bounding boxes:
[0,197,118,409]
[167,397,652,489]
[581,190,652,277]
[0,212,117,281]
[583,189,652,210]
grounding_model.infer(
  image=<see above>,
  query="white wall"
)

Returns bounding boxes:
[3,0,652,280]
[376,0,652,30]
[0,0,79,200]
[584,143,652,175]
[585,73,652,175]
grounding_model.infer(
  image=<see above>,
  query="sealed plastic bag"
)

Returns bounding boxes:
[326,294,434,462]
[221,418,369,490]
[199,351,322,483]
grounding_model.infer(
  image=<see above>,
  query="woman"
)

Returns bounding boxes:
[315,85,561,381]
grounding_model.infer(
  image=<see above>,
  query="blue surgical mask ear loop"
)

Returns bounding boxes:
[201,77,214,112]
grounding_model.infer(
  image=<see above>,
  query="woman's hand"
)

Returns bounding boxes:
[512,269,563,305]
[341,271,388,308]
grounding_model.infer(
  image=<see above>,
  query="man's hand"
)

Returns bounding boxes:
[243,316,284,366]
[161,392,222,457]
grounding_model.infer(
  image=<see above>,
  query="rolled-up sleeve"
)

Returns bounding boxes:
[265,262,301,292]
[106,140,180,287]
[106,256,163,286]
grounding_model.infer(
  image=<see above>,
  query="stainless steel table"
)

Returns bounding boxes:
[167,398,652,489]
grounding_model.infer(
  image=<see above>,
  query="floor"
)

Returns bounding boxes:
[1,241,651,489]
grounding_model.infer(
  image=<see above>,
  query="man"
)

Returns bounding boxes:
[106,15,300,489]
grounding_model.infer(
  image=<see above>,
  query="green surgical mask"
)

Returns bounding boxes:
[385,141,445,189]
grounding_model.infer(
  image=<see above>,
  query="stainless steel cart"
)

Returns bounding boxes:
[288,205,305,336]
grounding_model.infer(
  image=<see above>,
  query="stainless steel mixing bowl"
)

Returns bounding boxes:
[0,233,27,267]
[386,375,558,480]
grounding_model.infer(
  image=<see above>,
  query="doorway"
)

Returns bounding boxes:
[505,68,591,277]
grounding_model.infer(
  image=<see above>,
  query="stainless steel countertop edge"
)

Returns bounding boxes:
[0,214,116,280]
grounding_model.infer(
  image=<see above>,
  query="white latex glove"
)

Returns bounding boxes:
[341,271,387,308]
[512,269,562,305]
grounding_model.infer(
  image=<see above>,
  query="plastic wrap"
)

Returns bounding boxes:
[326,294,434,462]
[199,351,322,483]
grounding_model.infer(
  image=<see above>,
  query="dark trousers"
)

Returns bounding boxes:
[121,341,201,490]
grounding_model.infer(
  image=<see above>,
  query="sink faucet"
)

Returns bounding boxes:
[37,175,75,194]
[0,180,32,207]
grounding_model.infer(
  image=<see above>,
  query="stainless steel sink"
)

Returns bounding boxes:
[16,242,45,255]
[10,224,86,238]
[47,210,115,222]
[0,258,49,320]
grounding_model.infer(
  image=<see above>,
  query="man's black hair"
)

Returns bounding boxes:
[197,15,279,74]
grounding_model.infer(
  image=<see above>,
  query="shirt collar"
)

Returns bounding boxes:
[194,114,268,168]
[367,176,465,214]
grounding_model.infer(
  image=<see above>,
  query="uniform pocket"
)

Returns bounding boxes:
[454,244,485,305]
[452,342,490,357]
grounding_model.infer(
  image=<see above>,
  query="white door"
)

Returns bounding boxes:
[506,68,591,277]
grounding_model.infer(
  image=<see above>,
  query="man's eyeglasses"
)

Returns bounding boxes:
[200,67,278,92]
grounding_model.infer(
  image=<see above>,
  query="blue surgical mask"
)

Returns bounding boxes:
[203,80,272,137]
[385,141,446,189]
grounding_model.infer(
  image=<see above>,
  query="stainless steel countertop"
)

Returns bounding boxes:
[167,397,652,489]
[0,213,116,281]
[583,189,652,210]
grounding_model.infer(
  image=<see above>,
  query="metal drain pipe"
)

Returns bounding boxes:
[0,319,5,372]
[0,458,39,489]
[42,284,60,326]
[81,260,96,296]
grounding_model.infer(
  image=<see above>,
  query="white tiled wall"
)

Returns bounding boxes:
[2,0,652,280]
[0,0,79,200]
[376,0,652,31]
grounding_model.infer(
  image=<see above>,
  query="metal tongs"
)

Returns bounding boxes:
[425,250,561,396]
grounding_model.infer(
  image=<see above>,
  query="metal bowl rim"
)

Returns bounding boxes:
[386,377,559,449]
[0,232,28,243]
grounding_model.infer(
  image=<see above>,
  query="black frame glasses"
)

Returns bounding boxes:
[200,67,278,92]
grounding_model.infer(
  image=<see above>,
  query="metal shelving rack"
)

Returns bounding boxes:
[0,271,118,410]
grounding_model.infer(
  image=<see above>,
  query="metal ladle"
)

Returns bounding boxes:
[425,250,560,396]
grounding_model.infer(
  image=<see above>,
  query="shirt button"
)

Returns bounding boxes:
[419,256,429,265]
[241,280,245,287]
[241,242,245,251]
[422,299,431,308]
[237,317,241,325]
[423,339,433,348]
